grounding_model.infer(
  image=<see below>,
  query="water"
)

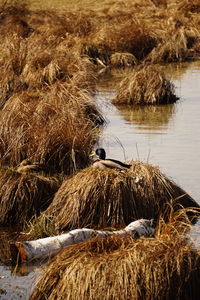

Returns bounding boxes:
[96,61,200,204]
[0,61,200,298]
[96,61,200,246]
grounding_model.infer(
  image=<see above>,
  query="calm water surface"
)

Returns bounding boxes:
[0,61,200,298]
[96,61,200,245]
[96,61,200,205]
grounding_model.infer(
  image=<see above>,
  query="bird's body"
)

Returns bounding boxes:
[91,148,132,170]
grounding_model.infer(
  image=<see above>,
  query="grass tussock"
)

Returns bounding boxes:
[103,21,157,61]
[30,210,200,300]
[110,52,138,68]
[145,28,198,64]
[0,1,32,38]
[0,34,96,107]
[177,0,200,14]
[0,167,59,227]
[0,84,103,174]
[112,65,179,105]
[44,162,199,230]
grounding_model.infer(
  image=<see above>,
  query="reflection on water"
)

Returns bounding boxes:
[0,265,40,300]
[115,104,176,132]
[1,60,200,298]
[0,229,41,300]
[96,61,200,206]
[96,61,200,248]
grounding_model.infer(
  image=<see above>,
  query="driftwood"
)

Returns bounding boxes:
[10,219,154,262]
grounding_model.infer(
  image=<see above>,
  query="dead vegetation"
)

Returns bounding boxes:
[44,162,199,231]
[0,84,103,174]
[110,52,138,68]
[113,65,179,105]
[30,209,200,300]
[0,1,199,296]
[0,166,59,227]
[0,1,198,221]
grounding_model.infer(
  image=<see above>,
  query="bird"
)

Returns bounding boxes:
[16,159,47,174]
[90,148,132,170]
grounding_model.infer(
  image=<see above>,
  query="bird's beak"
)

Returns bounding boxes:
[89,151,96,157]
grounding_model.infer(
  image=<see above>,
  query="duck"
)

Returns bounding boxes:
[90,148,132,170]
[16,159,47,174]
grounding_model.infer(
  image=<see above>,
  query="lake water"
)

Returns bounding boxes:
[0,61,200,298]
[96,61,200,205]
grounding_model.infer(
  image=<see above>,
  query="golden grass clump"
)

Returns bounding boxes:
[82,43,112,66]
[21,36,97,90]
[177,0,200,14]
[112,65,179,105]
[0,1,32,38]
[0,35,29,108]
[0,167,59,227]
[94,20,157,61]
[0,32,96,108]
[30,211,200,300]
[0,85,102,174]
[145,28,197,64]
[110,52,138,68]
[44,162,199,230]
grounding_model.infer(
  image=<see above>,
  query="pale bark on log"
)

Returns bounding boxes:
[10,219,154,262]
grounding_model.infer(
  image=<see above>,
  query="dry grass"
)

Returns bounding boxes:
[177,0,200,14]
[0,83,103,174]
[30,209,200,300]
[145,28,198,64]
[113,65,179,105]
[0,0,200,241]
[0,0,200,76]
[110,52,138,68]
[0,228,18,265]
[0,166,59,226]
[44,162,199,230]
[0,0,200,111]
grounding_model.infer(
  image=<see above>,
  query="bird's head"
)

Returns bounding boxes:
[90,148,106,160]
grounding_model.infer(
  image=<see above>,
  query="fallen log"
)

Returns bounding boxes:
[10,219,155,262]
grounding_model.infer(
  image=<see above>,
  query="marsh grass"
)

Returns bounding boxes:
[0,167,59,226]
[113,65,179,105]
[145,28,198,63]
[110,52,138,68]
[30,209,200,300]
[44,162,199,230]
[0,83,103,173]
[23,213,59,239]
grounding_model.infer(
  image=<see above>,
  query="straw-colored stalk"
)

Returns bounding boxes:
[145,28,198,63]
[112,65,179,105]
[93,20,157,61]
[30,211,200,300]
[44,162,199,230]
[110,52,138,68]
[0,167,59,226]
[0,84,103,173]
[177,0,200,14]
